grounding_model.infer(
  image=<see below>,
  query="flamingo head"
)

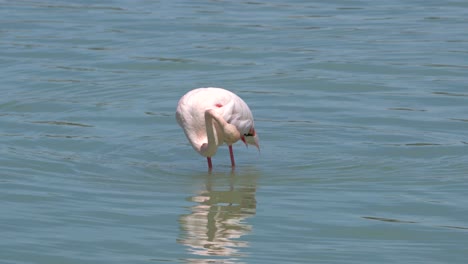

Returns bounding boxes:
[241,127,260,151]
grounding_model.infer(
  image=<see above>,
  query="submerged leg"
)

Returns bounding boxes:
[207,157,213,170]
[229,145,235,168]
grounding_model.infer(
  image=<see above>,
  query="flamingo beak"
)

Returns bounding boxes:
[253,134,260,152]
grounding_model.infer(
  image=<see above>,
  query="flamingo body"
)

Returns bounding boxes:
[176,87,259,168]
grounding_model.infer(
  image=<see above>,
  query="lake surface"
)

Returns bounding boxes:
[1,0,468,263]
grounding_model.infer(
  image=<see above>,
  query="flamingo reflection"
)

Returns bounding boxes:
[178,172,257,259]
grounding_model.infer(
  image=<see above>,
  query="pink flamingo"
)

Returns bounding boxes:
[176,87,259,169]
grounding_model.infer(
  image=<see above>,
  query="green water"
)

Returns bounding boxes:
[1,1,467,263]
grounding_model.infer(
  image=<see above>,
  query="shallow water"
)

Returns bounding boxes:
[1,0,468,263]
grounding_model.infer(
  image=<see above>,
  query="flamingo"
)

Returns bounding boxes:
[176,87,259,169]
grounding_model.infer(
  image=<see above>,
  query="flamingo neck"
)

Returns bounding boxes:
[199,109,224,157]
[200,109,241,158]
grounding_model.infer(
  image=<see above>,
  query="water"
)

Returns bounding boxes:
[1,0,468,263]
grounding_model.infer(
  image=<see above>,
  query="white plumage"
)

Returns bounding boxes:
[176,87,259,169]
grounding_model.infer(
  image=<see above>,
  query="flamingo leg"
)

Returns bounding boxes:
[229,145,235,168]
[207,157,213,170]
